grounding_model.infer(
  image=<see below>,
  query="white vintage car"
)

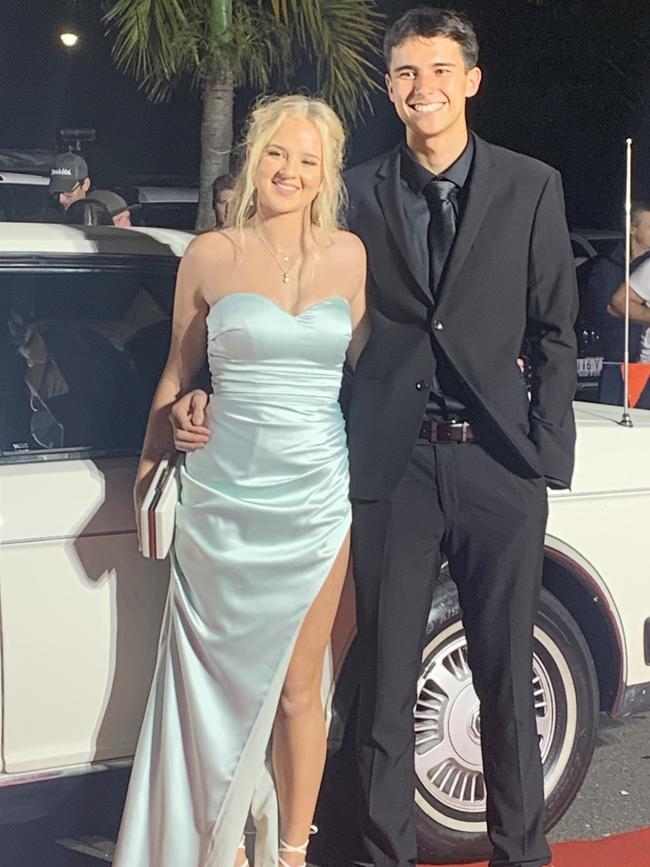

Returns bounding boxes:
[0,223,649,863]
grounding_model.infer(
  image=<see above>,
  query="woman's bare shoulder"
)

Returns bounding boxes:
[328,229,367,264]
[331,229,366,252]
[320,231,366,301]
[183,228,242,266]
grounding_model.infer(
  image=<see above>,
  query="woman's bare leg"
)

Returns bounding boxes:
[234,835,248,867]
[272,534,351,866]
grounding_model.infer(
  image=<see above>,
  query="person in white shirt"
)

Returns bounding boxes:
[610,257,650,361]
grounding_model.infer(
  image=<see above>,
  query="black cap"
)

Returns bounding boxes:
[49,152,89,193]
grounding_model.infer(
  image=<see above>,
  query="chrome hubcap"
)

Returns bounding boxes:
[415,630,556,814]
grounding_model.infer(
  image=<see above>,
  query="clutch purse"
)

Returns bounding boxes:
[140,453,180,559]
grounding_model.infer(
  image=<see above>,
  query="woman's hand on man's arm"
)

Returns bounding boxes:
[169,390,211,452]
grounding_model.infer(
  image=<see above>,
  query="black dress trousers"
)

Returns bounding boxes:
[352,440,551,867]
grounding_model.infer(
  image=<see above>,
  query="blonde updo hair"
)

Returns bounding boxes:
[226,94,347,238]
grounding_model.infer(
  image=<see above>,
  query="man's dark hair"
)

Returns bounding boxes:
[630,200,650,228]
[212,173,235,209]
[383,7,479,70]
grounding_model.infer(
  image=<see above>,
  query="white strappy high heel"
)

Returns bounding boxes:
[237,834,250,867]
[278,825,317,867]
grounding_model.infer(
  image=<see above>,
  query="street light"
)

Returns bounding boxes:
[54,31,80,143]
[59,32,79,48]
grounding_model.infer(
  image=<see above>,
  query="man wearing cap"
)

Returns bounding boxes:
[92,190,140,228]
[48,152,91,211]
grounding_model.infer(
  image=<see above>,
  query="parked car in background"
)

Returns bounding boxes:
[570,229,625,401]
[115,181,198,231]
[0,151,198,230]
[1,222,649,863]
[570,229,623,264]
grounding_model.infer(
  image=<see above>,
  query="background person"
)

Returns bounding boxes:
[92,189,141,227]
[609,252,650,362]
[63,198,113,226]
[608,259,650,408]
[48,152,91,211]
[581,201,650,365]
[212,172,235,228]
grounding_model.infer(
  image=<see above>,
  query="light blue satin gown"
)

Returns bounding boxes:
[113,292,352,867]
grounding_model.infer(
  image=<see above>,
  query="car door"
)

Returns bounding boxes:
[0,254,177,776]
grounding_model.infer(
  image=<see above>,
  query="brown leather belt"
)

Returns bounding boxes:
[418,419,478,444]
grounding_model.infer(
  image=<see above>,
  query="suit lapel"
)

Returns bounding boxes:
[375,147,433,305]
[436,136,496,304]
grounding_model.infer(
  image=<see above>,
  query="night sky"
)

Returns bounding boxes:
[3,0,650,227]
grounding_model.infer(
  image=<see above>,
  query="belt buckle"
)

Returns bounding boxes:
[447,421,469,443]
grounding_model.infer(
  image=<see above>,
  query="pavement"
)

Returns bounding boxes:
[551,710,650,842]
[1,712,648,866]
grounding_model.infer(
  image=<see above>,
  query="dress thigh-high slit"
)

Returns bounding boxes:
[112,292,353,867]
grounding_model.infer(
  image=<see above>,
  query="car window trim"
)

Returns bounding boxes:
[0,447,138,467]
[0,253,180,274]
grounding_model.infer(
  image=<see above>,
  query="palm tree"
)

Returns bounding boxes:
[102,0,383,230]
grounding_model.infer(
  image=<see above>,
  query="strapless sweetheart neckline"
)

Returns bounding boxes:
[208,291,350,321]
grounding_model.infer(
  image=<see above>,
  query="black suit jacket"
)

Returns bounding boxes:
[343,135,578,500]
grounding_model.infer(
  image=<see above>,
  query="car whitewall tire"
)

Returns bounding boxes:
[414,578,599,864]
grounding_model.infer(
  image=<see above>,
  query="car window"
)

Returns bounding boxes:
[0,184,50,221]
[589,237,621,258]
[139,202,198,231]
[570,236,596,263]
[0,263,176,463]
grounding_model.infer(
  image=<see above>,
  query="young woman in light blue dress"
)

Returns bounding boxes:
[115,95,367,867]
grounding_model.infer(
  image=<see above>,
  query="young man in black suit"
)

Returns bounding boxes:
[343,7,576,867]
[168,8,576,866]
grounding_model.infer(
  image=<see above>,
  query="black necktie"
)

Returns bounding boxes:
[424,179,457,296]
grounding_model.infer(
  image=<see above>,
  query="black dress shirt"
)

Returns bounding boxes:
[400,136,475,423]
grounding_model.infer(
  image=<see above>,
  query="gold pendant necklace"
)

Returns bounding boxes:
[255,229,302,283]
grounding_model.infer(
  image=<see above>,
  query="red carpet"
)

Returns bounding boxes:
[426,826,650,867]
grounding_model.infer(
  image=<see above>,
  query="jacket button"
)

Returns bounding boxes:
[415,379,430,391]
[432,319,444,331]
